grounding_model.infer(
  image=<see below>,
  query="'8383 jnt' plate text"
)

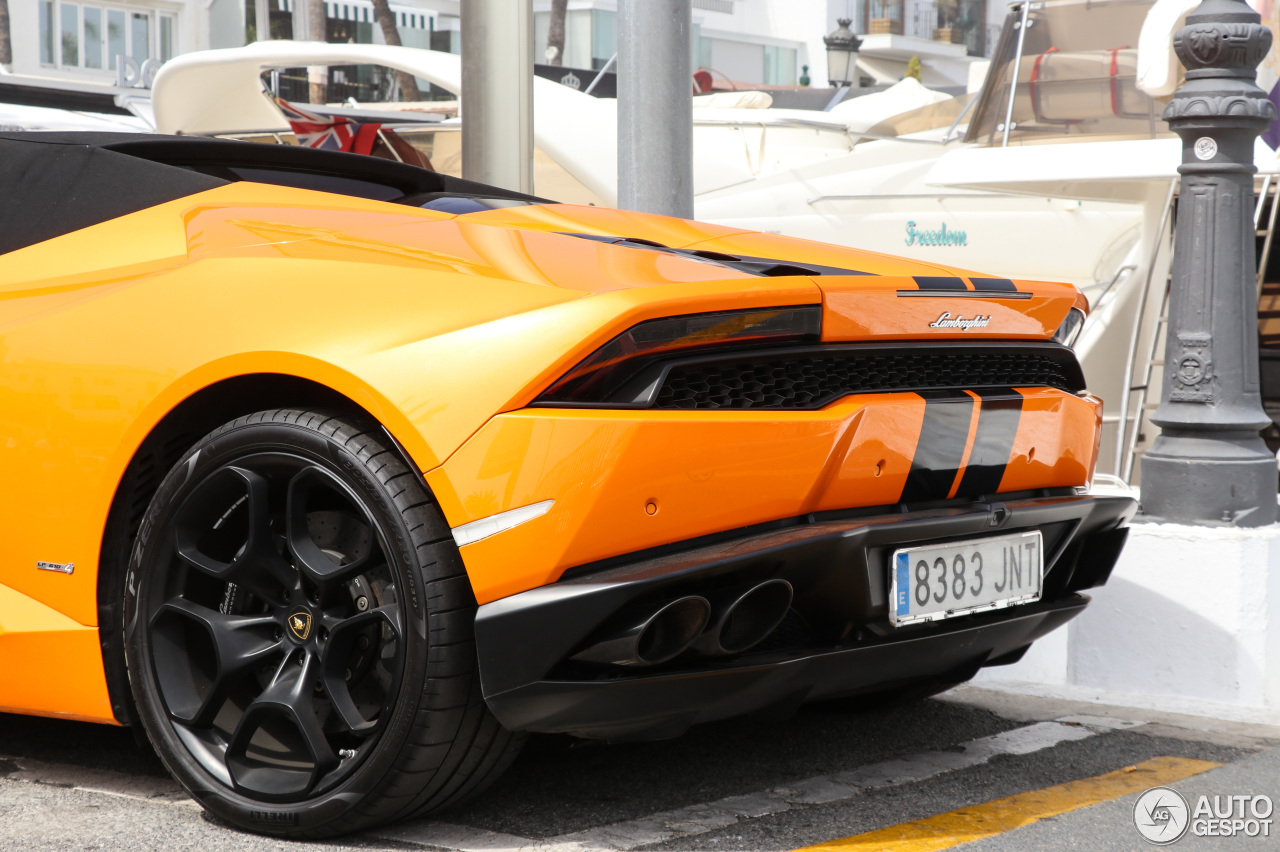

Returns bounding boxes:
[889,530,1043,626]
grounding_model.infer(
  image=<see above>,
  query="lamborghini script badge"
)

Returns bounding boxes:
[929,311,991,331]
[288,611,313,642]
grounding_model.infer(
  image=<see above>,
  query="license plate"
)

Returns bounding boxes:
[889,531,1043,626]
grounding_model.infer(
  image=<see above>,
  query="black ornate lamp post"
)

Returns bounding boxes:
[824,18,862,88]
[1140,0,1279,525]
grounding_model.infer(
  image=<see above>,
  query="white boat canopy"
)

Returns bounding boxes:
[1136,0,1200,97]
[152,40,619,203]
[153,41,965,206]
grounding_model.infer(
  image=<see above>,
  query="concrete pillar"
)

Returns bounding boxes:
[1139,0,1279,526]
[291,1,308,43]
[255,0,270,41]
[305,0,327,103]
[461,0,534,194]
[618,0,694,218]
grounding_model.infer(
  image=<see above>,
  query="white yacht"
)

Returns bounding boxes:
[0,70,153,132]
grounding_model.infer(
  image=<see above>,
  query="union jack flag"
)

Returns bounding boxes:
[271,95,383,155]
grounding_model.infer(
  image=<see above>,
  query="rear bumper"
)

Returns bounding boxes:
[485,596,1085,740]
[475,493,1136,739]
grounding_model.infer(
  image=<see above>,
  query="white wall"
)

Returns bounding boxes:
[710,36,764,82]
[9,1,43,76]
[985,0,1013,54]
[976,522,1280,726]
[207,0,242,49]
[691,0,830,85]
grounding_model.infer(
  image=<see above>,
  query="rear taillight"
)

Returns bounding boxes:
[536,306,822,406]
[1052,307,1086,349]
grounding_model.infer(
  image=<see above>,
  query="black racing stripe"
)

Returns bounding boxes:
[713,254,871,277]
[912,276,967,290]
[896,289,1033,300]
[899,391,975,503]
[954,388,1024,498]
[970,277,1019,292]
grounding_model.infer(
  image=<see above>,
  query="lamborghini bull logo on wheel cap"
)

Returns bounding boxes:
[287,610,313,642]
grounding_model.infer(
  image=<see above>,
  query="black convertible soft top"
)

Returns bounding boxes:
[0,132,546,257]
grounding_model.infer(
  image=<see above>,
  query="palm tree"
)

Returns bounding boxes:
[370,0,423,101]
[0,0,13,69]
[546,0,567,65]
[307,0,328,103]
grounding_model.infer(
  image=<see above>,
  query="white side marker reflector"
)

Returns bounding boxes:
[451,500,554,547]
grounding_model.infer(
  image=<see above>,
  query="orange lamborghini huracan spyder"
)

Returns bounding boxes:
[0,132,1135,836]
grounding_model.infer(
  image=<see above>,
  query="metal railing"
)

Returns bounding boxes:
[1113,179,1177,483]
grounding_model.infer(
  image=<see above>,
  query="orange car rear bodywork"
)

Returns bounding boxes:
[0,181,1095,724]
[429,387,1100,605]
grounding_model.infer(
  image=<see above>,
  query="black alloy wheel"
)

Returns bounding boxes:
[124,410,524,837]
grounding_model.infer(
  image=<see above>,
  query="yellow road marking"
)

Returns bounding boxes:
[794,756,1222,852]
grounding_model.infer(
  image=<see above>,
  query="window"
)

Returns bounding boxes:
[130,11,150,62]
[763,44,797,85]
[159,14,174,62]
[590,10,615,69]
[38,2,173,72]
[695,28,712,71]
[533,9,613,70]
[84,7,103,68]
[429,28,459,54]
[39,1,55,65]
[107,9,125,69]
[61,3,79,66]
[564,10,591,68]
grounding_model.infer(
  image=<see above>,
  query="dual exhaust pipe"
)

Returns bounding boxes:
[571,579,793,667]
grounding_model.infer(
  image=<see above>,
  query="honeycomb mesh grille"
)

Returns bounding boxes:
[653,349,1078,410]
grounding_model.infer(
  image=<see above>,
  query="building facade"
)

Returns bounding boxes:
[3,0,1008,92]
[11,0,191,82]
[531,0,823,88]
[4,0,459,82]
[526,0,999,92]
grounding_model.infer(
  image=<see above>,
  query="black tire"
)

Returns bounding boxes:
[123,409,524,837]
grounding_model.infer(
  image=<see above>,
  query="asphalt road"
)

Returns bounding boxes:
[2,687,1277,852]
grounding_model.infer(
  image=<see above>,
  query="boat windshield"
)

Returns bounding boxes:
[965,0,1171,146]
